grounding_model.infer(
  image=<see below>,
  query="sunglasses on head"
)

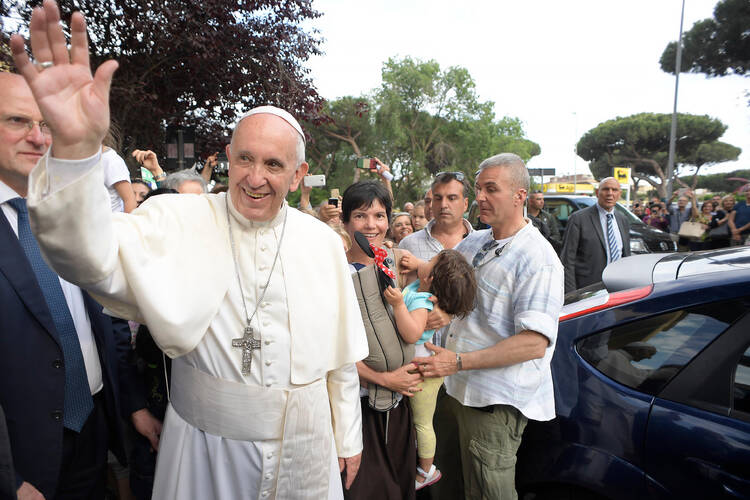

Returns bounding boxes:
[435,171,465,182]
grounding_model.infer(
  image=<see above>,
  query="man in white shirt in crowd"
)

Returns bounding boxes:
[414,153,564,500]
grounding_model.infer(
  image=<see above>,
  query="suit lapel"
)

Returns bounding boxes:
[0,209,61,347]
[587,205,606,250]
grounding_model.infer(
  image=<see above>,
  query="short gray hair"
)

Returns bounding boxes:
[476,153,529,191]
[165,169,207,193]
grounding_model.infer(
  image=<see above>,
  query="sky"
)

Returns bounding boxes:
[305,0,749,180]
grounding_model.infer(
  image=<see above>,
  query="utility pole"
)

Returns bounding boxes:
[665,0,686,201]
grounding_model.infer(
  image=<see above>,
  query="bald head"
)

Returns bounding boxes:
[0,73,51,196]
[596,177,621,210]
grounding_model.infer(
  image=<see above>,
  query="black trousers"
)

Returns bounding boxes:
[56,392,109,500]
[345,397,416,500]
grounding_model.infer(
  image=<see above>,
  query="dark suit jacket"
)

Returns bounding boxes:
[0,405,15,500]
[0,210,143,499]
[561,204,631,293]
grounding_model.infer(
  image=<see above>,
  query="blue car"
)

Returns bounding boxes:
[516,247,750,500]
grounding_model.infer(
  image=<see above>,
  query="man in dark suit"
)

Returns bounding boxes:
[0,72,158,500]
[561,177,631,294]
[0,404,15,500]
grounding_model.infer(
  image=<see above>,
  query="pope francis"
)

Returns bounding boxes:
[10,2,368,499]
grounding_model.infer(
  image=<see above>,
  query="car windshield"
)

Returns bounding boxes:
[574,197,645,226]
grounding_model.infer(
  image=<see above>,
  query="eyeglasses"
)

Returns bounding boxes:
[435,171,465,182]
[1,115,52,137]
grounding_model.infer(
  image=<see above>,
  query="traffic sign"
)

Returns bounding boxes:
[528,168,556,176]
[613,167,631,184]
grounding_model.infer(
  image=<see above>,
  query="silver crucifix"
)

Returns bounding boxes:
[232,324,261,375]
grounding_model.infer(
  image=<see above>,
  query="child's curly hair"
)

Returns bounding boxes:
[429,249,477,318]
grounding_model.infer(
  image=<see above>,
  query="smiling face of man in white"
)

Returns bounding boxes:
[227,113,308,222]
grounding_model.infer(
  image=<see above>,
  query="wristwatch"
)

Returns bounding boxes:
[455,352,463,371]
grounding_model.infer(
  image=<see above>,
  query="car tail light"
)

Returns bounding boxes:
[559,285,653,322]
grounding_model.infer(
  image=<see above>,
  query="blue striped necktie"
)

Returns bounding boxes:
[606,213,621,263]
[7,197,93,432]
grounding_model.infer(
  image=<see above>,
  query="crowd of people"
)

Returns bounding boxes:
[634,189,750,250]
[1,3,747,500]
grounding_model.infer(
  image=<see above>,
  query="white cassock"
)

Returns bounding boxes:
[27,152,369,500]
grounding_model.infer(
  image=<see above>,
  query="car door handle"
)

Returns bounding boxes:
[686,457,750,498]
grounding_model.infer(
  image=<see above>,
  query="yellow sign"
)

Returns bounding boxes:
[614,167,631,184]
[543,183,595,194]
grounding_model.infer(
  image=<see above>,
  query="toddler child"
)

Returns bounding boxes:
[383,249,476,490]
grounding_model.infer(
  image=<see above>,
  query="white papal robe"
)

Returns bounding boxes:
[26,152,369,500]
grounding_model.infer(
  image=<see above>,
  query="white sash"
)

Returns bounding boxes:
[170,359,332,499]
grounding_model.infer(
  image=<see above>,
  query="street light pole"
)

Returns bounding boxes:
[666,0,686,201]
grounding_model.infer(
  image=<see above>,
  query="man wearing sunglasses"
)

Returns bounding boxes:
[413,153,563,500]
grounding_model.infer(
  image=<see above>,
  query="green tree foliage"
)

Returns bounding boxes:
[678,169,750,193]
[2,0,323,162]
[577,113,741,198]
[305,57,539,207]
[303,97,376,189]
[660,0,750,77]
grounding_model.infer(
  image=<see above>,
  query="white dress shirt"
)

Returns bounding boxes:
[0,180,103,395]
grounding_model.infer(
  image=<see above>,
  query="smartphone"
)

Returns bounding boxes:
[303,174,326,188]
[330,188,340,199]
[356,157,394,181]
[328,198,339,207]
[356,158,376,171]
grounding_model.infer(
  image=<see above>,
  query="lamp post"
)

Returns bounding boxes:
[665,0,686,201]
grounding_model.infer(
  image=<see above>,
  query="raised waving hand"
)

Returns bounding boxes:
[9,0,117,160]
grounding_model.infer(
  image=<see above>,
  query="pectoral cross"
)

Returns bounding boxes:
[232,324,261,375]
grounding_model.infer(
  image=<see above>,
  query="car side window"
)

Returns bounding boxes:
[734,345,750,415]
[577,303,741,396]
[545,200,575,223]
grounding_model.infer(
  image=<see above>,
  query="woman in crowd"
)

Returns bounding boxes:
[687,192,714,251]
[390,212,414,245]
[707,195,735,249]
[632,202,645,220]
[643,203,669,232]
[341,181,422,500]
